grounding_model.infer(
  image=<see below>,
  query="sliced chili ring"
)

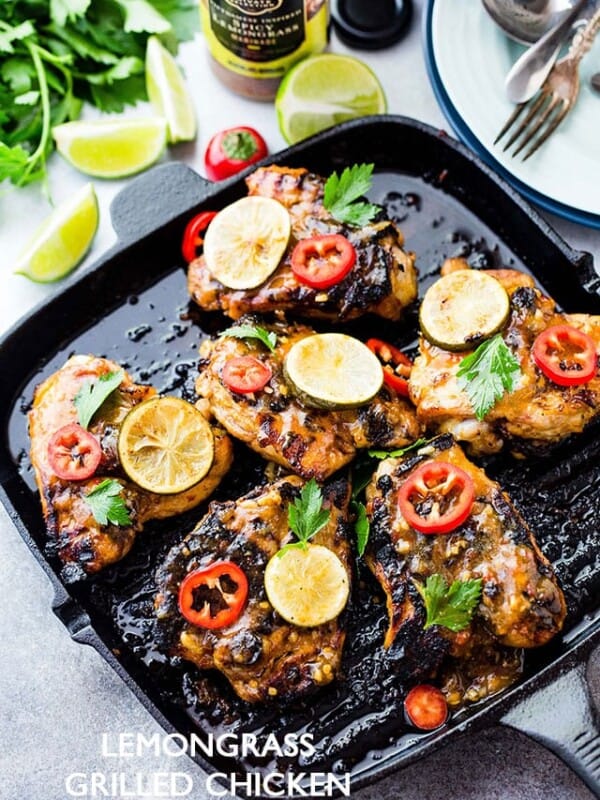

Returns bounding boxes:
[181,211,218,263]
[532,324,597,387]
[404,684,449,730]
[366,338,412,396]
[47,423,102,481]
[398,461,474,535]
[222,355,272,394]
[178,561,249,629]
[291,234,356,290]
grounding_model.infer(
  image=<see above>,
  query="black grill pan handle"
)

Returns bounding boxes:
[501,659,600,795]
[109,162,214,245]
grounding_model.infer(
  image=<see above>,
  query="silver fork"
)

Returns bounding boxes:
[495,7,600,160]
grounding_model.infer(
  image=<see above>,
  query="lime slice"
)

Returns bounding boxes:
[118,397,215,494]
[52,118,168,178]
[284,332,384,409]
[13,183,98,283]
[264,544,349,627]
[203,196,291,289]
[275,54,387,144]
[146,36,196,144]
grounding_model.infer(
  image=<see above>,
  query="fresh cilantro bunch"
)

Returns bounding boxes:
[0,0,199,187]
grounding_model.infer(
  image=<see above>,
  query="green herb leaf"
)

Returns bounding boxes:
[74,369,124,429]
[219,324,277,352]
[457,335,521,421]
[414,574,482,632]
[50,0,91,27]
[113,0,172,33]
[367,437,429,460]
[280,478,330,556]
[85,479,132,526]
[0,21,35,54]
[323,163,380,226]
[352,500,370,557]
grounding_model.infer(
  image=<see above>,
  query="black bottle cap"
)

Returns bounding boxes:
[331,0,413,49]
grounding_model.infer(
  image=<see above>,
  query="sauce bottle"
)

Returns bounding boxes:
[200,0,329,100]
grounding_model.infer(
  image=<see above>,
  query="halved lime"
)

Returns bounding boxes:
[52,118,168,178]
[14,183,98,283]
[275,54,387,144]
[203,196,291,290]
[284,332,384,409]
[264,543,349,627]
[146,36,196,144]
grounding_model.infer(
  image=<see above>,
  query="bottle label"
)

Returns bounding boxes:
[208,0,305,63]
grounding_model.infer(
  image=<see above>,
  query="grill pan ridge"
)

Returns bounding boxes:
[0,116,599,797]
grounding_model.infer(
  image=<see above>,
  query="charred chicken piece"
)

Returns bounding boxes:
[155,476,352,703]
[196,317,422,480]
[188,165,417,322]
[365,434,566,703]
[29,355,233,579]
[410,263,600,456]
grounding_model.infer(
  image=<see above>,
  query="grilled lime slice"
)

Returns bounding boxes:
[203,196,290,290]
[284,332,383,409]
[118,397,214,494]
[264,544,349,627]
[419,270,510,351]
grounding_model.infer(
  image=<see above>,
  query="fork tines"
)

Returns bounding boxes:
[494,94,570,161]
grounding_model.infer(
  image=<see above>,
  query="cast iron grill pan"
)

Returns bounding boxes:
[0,118,599,796]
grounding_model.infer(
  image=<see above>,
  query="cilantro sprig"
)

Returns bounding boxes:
[367,438,429,461]
[323,163,380,226]
[414,574,482,632]
[74,369,124,429]
[352,500,370,557]
[219,324,277,353]
[279,479,330,557]
[85,479,132,527]
[457,335,522,421]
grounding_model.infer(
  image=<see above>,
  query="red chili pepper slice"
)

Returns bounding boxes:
[47,423,102,481]
[204,126,268,181]
[366,338,412,396]
[222,356,272,394]
[181,211,218,263]
[404,684,449,730]
[398,461,475,535]
[178,561,249,629]
[291,234,356,290]
[532,324,597,387]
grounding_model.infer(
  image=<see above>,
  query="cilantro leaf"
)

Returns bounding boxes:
[74,370,124,429]
[367,437,429,460]
[0,21,35,54]
[323,163,380,226]
[85,479,132,526]
[219,324,277,353]
[113,0,172,33]
[457,335,521,421]
[151,0,200,41]
[50,0,91,27]
[414,574,482,632]
[0,142,30,184]
[280,479,330,556]
[352,500,370,557]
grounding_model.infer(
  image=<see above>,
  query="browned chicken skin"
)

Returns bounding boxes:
[29,355,233,579]
[188,165,418,321]
[409,263,600,455]
[196,317,423,480]
[155,476,352,703]
[365,435,566,703]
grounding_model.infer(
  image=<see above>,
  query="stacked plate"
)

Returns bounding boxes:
[423,0,600,228]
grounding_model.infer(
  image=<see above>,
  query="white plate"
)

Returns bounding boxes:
[425,0,600,226]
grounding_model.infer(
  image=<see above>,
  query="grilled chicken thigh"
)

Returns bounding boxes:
[410,264,600,455]
[155,476,352,703]
[365,435,566,702]
[188,165,418,321]
[29,355,233,578]
[196,317,422,480]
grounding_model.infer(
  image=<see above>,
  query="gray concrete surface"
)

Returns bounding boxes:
[1,3,599,798]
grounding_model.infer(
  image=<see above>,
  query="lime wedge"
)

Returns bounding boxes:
[146,36,196,144]
[52,118,168,178]
[275,54,387,144]
[14,183,98,283]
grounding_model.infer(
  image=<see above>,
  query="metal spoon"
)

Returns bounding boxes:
[482,0,583,44]
[504,0,588,102]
